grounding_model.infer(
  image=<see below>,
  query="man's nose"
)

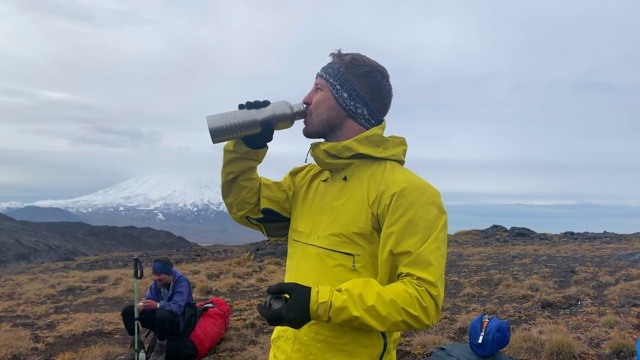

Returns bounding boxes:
[302,91,313,106]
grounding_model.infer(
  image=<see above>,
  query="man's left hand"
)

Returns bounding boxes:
[257,282,311,329]
[139,299,159,310]
[238,100,274,149]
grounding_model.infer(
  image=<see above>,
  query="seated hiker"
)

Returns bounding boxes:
[117,257,195,360]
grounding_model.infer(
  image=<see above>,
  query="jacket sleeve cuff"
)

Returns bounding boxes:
[310,285,333,322]
[228,139,269,154]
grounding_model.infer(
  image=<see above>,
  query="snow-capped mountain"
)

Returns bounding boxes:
[0,175,263,245]
[33,175,226,211]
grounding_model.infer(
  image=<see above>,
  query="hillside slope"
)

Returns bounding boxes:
[0,214,197,266]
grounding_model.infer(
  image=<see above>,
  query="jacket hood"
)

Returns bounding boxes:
[309,121,407,171]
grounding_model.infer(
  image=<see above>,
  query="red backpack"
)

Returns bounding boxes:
[190,297,231,359]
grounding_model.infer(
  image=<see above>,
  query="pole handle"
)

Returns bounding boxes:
[133,257,144,279]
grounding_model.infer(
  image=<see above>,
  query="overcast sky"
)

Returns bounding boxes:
[1,1,638,231]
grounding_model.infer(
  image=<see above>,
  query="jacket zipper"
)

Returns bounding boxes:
[292,239,359,270]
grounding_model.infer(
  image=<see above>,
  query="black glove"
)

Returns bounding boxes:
[238,100,271,110]
[257,282,311,329]
[238,100,274,150]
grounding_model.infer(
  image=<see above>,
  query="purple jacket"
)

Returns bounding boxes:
[142,268,195,332]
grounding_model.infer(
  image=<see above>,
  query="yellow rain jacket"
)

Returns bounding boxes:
[221,122,447,359]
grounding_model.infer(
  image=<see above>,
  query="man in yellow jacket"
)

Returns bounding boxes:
[221,50,447,359]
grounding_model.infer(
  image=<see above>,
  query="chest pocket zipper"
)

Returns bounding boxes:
[292,239,359,270]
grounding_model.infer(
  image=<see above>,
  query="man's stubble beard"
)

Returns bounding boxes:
[302,104,346,140]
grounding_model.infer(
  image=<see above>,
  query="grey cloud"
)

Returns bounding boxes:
[574,81,637,94]
[14,125,165,150]
[5,0,100,25]
[68,126,164,149]
[0,85,30,100]
[0,148,129,202]
[0,0,638,234]
[0,143,219,202]
[1,0,155,28]
[0,84,102,115]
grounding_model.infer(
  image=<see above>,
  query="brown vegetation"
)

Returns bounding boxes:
[0,229,638,359]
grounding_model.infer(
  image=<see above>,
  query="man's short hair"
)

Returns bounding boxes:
[329,50,393,120]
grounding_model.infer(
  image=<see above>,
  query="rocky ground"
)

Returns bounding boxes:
[1,226,638,359]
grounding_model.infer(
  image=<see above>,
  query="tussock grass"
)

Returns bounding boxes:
[211,321,271,360]
[507,331,547,358]
[217,332,271,360]
[567,285,593,299]
[54,344,122,360]
[15,302,51,317]
[495,276,515,291]
[453,313,477,336]
[506,323,583,359]
[0,233,638,360]
[522,277,550,293]
[0,323,38,359]
[498,276,556,302]
[51,312,121,334]
[195,282,214,297]
[599,275,617,286]
[408,332,449,355]
[603,339,637,359]
[543,337,582,360]
[605,280,640,306]
[600,314,620,329]
[459,286,485,300]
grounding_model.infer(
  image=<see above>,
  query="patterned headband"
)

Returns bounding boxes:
[316,62,382,130]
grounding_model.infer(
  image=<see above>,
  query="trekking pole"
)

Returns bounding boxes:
[132,257,145,360]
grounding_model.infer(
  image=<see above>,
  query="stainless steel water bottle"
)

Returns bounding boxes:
[206,101,306,144]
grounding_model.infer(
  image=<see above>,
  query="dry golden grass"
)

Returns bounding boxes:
[50,312,122,335]
[435,231,639,360]
[605,279,640,305]
[543,337,583,360]
[453,313,477,334]
[507,331,547,358]
[407,332,449,355]
[0,249,282,360]
[600,314,621,329]
[0,232,638,359]
[505,323,584,359]
[603,339,637,359]
[54,343,123,360]
[0,323,41,359]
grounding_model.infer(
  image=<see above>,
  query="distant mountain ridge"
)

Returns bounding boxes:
[0,213,197,266]
[6,206,83,222]
[0,175,264,245]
